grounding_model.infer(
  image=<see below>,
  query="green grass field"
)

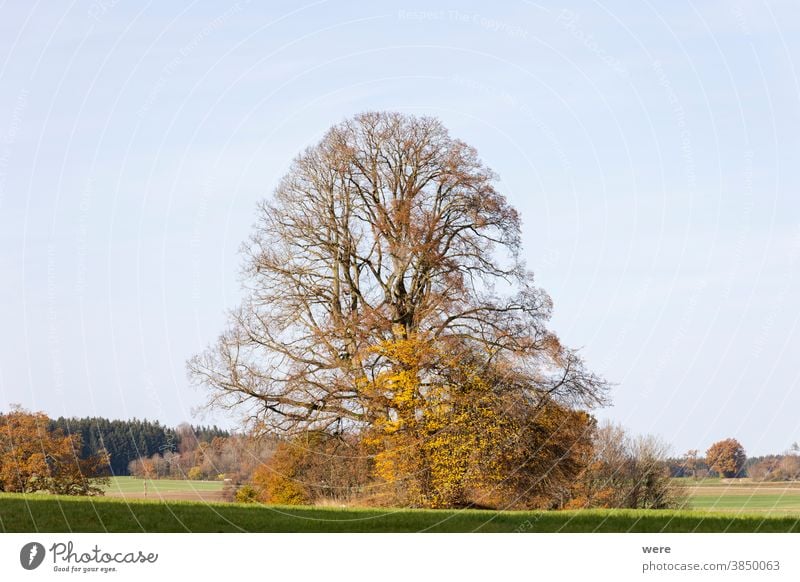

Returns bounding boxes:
[104,476,224,499]
[681,479,800,515]
[2,494,800,532]
[1,477,799,532]
[100,477,800,516]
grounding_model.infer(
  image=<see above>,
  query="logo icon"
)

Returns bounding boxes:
[20,542,46,570]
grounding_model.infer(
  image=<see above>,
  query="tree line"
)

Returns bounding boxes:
[670,438,800,481]
[49,416,229,476]
[0,407,258,495]
[127,431,274,487]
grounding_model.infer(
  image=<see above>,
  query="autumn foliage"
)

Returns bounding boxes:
[359,333,594,509]
[249,433,370,505]
[237,333,602,509]
[251,441,311,505]
[706,438,746,478]
[190,112,607,434]
[0,408,109,495]
[363,334,505,507]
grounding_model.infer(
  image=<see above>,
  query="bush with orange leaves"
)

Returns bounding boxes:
[249,432,371,505]
[361,334,596,509]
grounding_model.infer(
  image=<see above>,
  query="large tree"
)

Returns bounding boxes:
[706,438,746,478]
[0,408,109,495]
[189,112,607,440]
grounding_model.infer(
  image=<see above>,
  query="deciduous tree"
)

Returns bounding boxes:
[0,408,109,495]
[682,449,698,479]
[189,112,608,507]
[706,438,746,478]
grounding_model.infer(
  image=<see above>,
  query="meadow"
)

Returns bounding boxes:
[2,493,800,533]
[0,477,799,532]
[681,479,800,515]
[104,476,225,502]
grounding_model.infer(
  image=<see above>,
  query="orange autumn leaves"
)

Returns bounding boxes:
[0,408,109,495]
[240,334,678,511]
[364,334,496,507]
[243,333,596,510]
[362,333,593,509]
[706,438,746,478]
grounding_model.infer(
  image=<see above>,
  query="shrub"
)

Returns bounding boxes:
[235,484,260,503]
[573,422,684,509]
[248,433,371,506]
[749,455,800,481]
[187,466,204,480]
[251,443,311,505]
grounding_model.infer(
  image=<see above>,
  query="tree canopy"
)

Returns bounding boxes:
[706,438,746,478]
[190,111,607,432]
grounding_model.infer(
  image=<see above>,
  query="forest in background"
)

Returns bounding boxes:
[49,416,229,476]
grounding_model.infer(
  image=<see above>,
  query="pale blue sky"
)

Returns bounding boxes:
[1,0,798,455]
